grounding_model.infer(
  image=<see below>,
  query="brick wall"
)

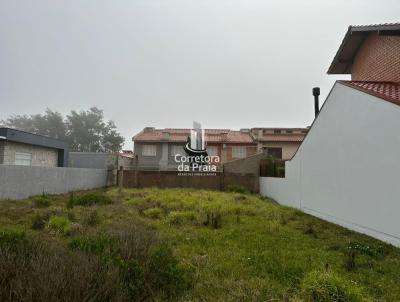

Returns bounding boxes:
[224,151,266,175]
[2,141,58,167]
[352,33,400,82]
[121,170,259,192]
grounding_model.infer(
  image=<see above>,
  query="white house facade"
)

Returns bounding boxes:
[261,81,400,246]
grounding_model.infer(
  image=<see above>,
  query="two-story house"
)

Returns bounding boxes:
[132,128,258,171]
[250,127,308,160]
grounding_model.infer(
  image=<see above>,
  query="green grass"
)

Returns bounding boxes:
[1,187,399,301]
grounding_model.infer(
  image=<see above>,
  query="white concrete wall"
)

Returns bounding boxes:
[260,82,400,246]
[0,165,108,200]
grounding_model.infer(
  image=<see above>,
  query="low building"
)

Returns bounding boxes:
[132,128,258,171]
[0,128,68,167]
[250,128,308,160]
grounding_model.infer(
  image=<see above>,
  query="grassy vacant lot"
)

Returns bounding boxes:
[1,188,399,301]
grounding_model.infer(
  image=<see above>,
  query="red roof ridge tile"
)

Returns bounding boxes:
[133,128,256,144]
[337,80,400,107]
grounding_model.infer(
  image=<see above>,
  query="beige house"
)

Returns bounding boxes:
[0,128,69,167]
[132,128,258,171]
[250,128,308,160]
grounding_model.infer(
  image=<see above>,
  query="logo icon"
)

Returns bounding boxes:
[183,121,208,160]
[174,121,220,175]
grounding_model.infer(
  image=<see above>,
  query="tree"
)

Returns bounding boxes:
[2,114,36,134]
[1,109,67,140]
[33,109,67,140]
[1,107,124,152]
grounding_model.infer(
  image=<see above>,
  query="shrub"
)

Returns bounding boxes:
[135,201,158,214]
[112,223,160,264]
[202,209,224,229]
[347,241,388,259]
[265,156,276,177]
[68,226,190,301]
[69,232,114,257]
[0,228,26,247]
[148,244,191,299]
[166,211,197,225]
[276,166,285,178]
[31,211,51,230]
[33,195,51,208]
[303,222,317,237]
[226,185,250,194]
[66,192,74,209]
[143,207,162,219]
[0,234,123,302]
[300,270,365,302]
[119,259,145,299]
[234,194,248,201]
[344,244,357,271]
[83,210,99,226]
[47,216,71,235]
[73,193,112,207]
[260,156,285,177]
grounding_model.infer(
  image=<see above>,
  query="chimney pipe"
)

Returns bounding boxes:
[312,87,320,117]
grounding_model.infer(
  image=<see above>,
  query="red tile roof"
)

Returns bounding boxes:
[257,134,305,142]
[338,81,400,106]
[133,128,255,144]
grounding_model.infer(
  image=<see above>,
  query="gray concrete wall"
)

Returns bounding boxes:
[69,152,136,170]
[0,165,108,200]
[69,152,117,169]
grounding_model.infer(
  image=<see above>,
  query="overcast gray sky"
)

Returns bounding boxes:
[0,0,399,149]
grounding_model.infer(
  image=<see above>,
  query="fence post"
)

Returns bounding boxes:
[134,169,138,188]
[118,166,124,192]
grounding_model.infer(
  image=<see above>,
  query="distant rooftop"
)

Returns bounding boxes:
[0,127,68,150]
[133,128,255,144]
[256,134,306,143]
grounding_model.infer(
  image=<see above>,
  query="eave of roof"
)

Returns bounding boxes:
[251,127,309,131]
[257,134,305,142]
[327,23,400,74]
[338,80,400,106]
[133,128,256,144]
[0,127,68,150]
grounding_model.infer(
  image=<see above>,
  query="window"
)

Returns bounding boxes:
[170,145,184,157]
[264,147,282,159]
[206,146,218,157]
[274,129,282,134]
[142,145,157,156]
[232,146,247,159]
[286,130,293,133]
[15,152,32,166]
